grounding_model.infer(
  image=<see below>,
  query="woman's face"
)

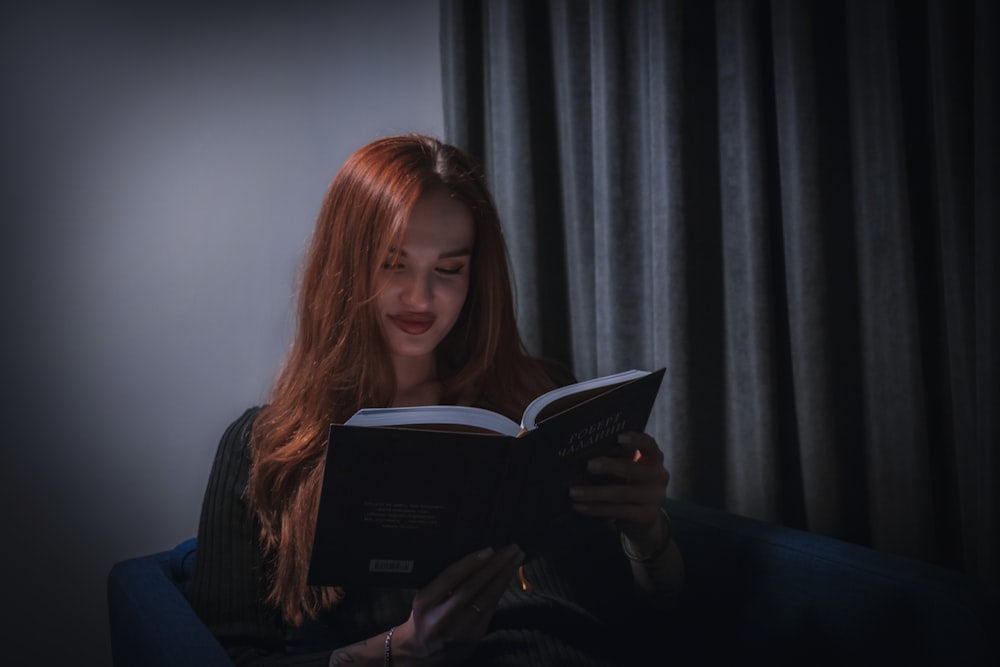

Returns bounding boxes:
[376,189,474,365]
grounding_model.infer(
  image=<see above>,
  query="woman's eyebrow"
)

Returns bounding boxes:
[386,247,472,258]
[439,247,472,259]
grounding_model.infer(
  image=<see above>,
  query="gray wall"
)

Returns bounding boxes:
[1,1,444,664]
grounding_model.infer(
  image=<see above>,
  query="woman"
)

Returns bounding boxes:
[189,134,683,666]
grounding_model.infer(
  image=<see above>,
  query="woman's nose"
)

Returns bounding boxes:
[400,272,432,308]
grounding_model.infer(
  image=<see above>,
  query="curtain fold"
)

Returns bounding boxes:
[972,0,999,588]
[441,0,997,584]
[846,0,936,560]
[771,0,842,537]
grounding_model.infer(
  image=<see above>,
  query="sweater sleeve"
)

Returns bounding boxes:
[187,408,334,667]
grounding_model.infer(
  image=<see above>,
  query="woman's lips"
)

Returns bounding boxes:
[389,314,435,335]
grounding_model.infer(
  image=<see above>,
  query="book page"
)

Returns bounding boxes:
[346,405,520,436]
[521,369,652,430]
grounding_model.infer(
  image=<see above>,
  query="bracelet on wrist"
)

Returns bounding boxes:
[620,507,672,562]
[383,626,395,666]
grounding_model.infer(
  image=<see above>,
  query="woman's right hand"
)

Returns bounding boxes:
[391,543,526,665]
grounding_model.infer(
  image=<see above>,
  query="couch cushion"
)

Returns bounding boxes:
[169,537,198,597]
[665,498,999,665]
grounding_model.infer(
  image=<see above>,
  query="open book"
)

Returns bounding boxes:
[308,367,666,589]
[344,368,657,435]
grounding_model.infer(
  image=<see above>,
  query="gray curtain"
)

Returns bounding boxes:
[440,0,997,585]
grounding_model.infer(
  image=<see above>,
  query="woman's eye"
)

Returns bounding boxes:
[381,262,404,271]
[436,265,465,276]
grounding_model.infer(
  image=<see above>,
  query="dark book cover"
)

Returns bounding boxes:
[307,367,665,589]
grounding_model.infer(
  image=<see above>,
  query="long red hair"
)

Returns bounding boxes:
[247,134,557,625]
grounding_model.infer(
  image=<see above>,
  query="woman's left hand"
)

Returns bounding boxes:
[568,431,671,554]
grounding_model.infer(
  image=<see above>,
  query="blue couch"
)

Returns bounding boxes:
[107,498,999,666]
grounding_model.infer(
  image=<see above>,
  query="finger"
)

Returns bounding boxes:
[571,482,666,507]
[617,432,663,463]
[445,545,524,632]
[569,473,667,524]
[586,456,670,486]
[571,497,663,524]
[420,546,496,606]
[455,544,521,604]
[467,547,526,628]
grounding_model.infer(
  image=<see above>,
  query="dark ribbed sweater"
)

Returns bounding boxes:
[188,407,661,666]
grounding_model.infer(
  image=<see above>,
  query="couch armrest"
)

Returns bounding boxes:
[107,542,232,667]
[665,498,999,665]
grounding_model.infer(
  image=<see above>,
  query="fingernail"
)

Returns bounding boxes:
[617,433,632,445]
[502,544,519,558]
[477,547,494,559]
[587,459,602,472]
